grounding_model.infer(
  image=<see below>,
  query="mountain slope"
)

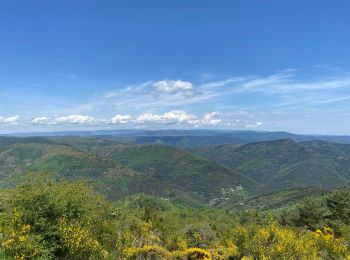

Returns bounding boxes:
[243,187,327,211]
[47,137,259,198]
[193,139,350,191]
[0,141,207,204]
[3,136,348,205]
[80,143,258,198]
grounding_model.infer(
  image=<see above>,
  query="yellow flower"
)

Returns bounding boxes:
[183,247,211,260]
[18,236,26,242]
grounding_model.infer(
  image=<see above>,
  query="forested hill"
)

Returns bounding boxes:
[192,139,350,191]
[1,136,350,207]
[0,137,256,205]
[48,136,350,193]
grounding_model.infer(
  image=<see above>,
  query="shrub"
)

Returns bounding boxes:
[326,186,350,224]
[58,218,108,259]
[1,174,114,259]
[209,240,238,259]
[311,227,349,259]
[125,245,172,259]
[1,209,48,259]
[295,198,325,230]
[178,247,211,260]
[231,224,320,259]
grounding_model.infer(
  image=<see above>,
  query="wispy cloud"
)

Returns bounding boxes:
[4,67,350,134]
[312,95,350,105]
[50,69,350,130]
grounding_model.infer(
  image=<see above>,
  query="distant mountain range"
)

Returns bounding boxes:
[5,129,350,148]
[1,133,350,208]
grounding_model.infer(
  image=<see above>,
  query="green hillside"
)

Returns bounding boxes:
[0,138,258,205]
[207,186,327,211]
[193,139,350,191]
[99,144,257,199]
[49,137,259,199]
[0,141,208,204]
[0,142,134,182]
[2,136,350,208]
[243,187,327,211]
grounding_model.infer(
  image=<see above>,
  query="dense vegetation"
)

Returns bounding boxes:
[0,175,350,259]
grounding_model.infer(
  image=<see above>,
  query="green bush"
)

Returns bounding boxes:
[1,174,114,259]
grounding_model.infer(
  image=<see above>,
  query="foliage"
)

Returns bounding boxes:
[125,245,172,259]
[230,224,349,259]
[326,185,350,224]
[312,227,349,259]
[0,174,115,259]
[58,218,108,259]
[1,209,47,259]
[294,197,326,230]
[0,174,350,259]
[179,247,211,259]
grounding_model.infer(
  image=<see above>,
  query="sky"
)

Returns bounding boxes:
[1,0,350,135]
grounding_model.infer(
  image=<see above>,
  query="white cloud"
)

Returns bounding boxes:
[0,115,20,125]
[136,113,162,123]
[137,110,196,124]
[32,115,95,125]
[55,115,94,124]
[201,111,222,126]
[32,117,53,125]
[136,110,222,126]
[162,110,197,123]
[245,122,263,128]
[153,80,196,96]
[110,114,132,124]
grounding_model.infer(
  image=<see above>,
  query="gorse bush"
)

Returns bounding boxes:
[125,245,172,259]
[231,224,319,259]
[58,218,108,259]
[0,174,350,259]
[1,209,46,259]
[180,247,211,259]
[312,227,349,259]
[0,174,115,259]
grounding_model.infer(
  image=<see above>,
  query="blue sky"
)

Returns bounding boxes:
[1,0,350,134]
